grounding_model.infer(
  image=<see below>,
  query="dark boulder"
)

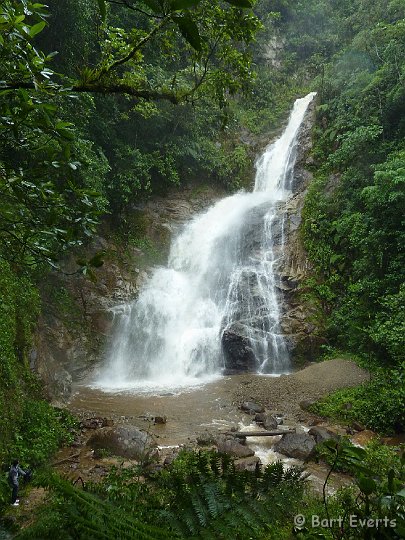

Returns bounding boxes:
[215,436,255,458]
[234,456,260,472]
[273,432,316,460]
[81,417,112,429]
[254,412,278,430]
[308,426,340,445]
[241,401,264,414]
[87,425,156,460]
[222,324,257,372]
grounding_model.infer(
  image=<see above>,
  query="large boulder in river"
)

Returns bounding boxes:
[273,432,316,460]
[87,425,156,460]
[221,323,258,373]
[234,456,260,472]
[215,435,255,458]
[255,412,278,430]
[308,426,340,445]
[241,401,264,414]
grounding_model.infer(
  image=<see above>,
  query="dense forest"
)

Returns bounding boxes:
[0,0,404,538]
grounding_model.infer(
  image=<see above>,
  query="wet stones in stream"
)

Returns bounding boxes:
[240,401,264,414]
[87,425,157,460]
[308,426,340,445]
[273,432,316,460]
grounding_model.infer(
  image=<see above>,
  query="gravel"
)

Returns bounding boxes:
[232,359,370,422]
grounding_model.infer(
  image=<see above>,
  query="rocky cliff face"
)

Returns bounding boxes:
[272,100,324,362]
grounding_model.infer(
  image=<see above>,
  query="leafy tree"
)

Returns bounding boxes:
[0,2,103,267]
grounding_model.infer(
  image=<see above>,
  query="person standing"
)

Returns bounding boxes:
[9,459,26,506]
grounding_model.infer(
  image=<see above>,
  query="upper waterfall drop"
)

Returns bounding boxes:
[95,92,316,391]
[254,92,317,194]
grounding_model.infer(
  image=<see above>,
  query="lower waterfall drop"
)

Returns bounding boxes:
[96,92,316,391]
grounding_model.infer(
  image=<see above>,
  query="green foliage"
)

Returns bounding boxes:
[0,260,40,452]
[300,0,405,366]
[0,258,76,503]
[14,472,171,540]
[0,1,104,268]
[152,450,305,538]
[10,402,76,468]
[17,450,306,539]
[295,439,405,539]
[310,366,405,434]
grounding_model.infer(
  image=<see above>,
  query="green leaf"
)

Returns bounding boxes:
[357,475,376,496]
[343,446,367,461]
[224,0,253,7]
[96,0,106,21]
[172,13,201,51]
[29,21,46,37]
[141,0,162,13]
[171,0,201,10]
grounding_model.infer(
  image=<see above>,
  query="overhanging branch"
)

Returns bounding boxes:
[1,81,180,103]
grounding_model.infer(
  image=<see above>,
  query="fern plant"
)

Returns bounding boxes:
[14,472,175,540]
[14,450,306,540]
[150,450,306,539]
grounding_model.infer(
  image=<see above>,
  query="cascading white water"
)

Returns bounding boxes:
[96,92,316,391]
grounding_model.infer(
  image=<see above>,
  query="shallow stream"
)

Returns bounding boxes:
[70,375,351,494]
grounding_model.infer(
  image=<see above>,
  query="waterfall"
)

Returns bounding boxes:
[96,92,316,391]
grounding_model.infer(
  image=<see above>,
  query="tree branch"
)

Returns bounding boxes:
[99,15,171,77]
[106,0,163,19]
[1,81,180,103]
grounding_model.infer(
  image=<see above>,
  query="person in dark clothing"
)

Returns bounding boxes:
[9,459,26,506]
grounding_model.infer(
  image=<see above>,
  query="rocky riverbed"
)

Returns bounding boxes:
[8,358,372,527]
[57,359,371,489]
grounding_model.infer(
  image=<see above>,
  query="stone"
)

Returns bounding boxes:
[163,450,180,467]
[81,417,112,429]
[50,368,72,400]
[299,400,314,411]
[273,432,316,460]
[222,325,257,373]
[87,425,156,460]
[138,413,167,424]
[196,431,216,446]
[234,456,260,472]
[351,421,365,432]
[254,413,278,430]
[241,401,264,414]
[350,430,377,448]
[215,436,255,458]
[308,426,340,445]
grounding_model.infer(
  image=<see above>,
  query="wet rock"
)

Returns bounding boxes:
[81,417,112,429]
[308,426,340,445]
[139,413,167,425]
[196,431,216,446]
[350,430,377,448]
[241,401,264,414]
[222,325,257,372]
[234,456,260,472]
[163,450,180,467]
[351,421,365,432]
[87,425,156,460]
[215,436,255,458]
[254,413,278,430]
[273,432,316,460]
[299,400,314,411]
